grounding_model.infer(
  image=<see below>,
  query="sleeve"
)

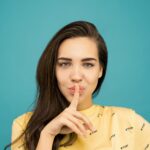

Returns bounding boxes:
[11,119,25,150]
[132,110,150,150]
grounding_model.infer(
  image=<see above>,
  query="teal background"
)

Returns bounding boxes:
[0,0,150,149]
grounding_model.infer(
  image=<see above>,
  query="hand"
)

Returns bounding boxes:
[41,84,95,137]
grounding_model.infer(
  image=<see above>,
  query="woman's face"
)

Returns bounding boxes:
[55,37,103,109]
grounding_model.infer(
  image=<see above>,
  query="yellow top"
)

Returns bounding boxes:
[11,105,150,150]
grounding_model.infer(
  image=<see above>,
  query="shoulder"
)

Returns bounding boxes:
[100,105,149,124]
[96,104,136,121]
[105,105,134,115]
[96,104,134,114]
[13,112,33,129]
[102,105,134,114]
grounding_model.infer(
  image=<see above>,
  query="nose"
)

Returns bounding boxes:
[70,66,83,83]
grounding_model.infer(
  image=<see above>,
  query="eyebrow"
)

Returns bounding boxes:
[57,57,97,62]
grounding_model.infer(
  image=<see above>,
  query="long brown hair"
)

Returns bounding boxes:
[5,20,108,150]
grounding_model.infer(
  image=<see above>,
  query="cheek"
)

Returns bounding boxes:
[85,72,99,84]
[85,72,99,92]
[56,69,68,85]
[56,72,66,95]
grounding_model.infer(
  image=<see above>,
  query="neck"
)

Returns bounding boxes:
[77,100,93,111]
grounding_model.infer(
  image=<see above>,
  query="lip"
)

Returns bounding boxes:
[68,86,85,94]
[68,89,84,94]
[68,86,85,90]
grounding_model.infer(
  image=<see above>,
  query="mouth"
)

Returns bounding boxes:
[68,89,84,94]
[68,86,85,94]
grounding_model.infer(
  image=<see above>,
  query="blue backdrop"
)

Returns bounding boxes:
[0,0,150,149]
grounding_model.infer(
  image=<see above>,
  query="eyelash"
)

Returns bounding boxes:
[57,62,94,68]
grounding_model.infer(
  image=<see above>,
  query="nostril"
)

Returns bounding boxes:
[71,78,82,82]
[70,70,83,82]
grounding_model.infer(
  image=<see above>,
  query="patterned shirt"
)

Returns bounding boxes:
[11,104,150,150]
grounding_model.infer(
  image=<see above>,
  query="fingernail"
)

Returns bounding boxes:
[92,126,97,132]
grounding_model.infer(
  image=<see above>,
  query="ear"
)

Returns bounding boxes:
[98,67,103,78]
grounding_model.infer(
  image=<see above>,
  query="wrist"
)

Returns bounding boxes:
[40,129,56,139]
[36,130,55,150]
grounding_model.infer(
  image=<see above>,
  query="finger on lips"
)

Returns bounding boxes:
[70,84,79,110]
[69,84,96,135]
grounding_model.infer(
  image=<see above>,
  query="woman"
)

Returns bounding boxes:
[6,21,150,150]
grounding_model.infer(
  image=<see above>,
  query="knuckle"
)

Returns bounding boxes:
[79,113,91,125]
[64,107,72,113]
[63,109,70,116]
[64,107,69,112]
[86,118,91,124]
[59,117,65,125]
[66,107,76,114]
[82,114,90,122]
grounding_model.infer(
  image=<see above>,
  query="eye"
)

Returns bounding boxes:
[83,63,94,68]
[57,62,71,68]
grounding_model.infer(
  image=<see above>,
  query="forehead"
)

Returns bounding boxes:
[57,37,98,59]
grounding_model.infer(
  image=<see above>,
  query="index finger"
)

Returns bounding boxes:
[69,84,79,110]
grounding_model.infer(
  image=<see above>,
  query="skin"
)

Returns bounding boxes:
[37,84,94,150]
[56,37,103,111]
[36,37,103,149]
